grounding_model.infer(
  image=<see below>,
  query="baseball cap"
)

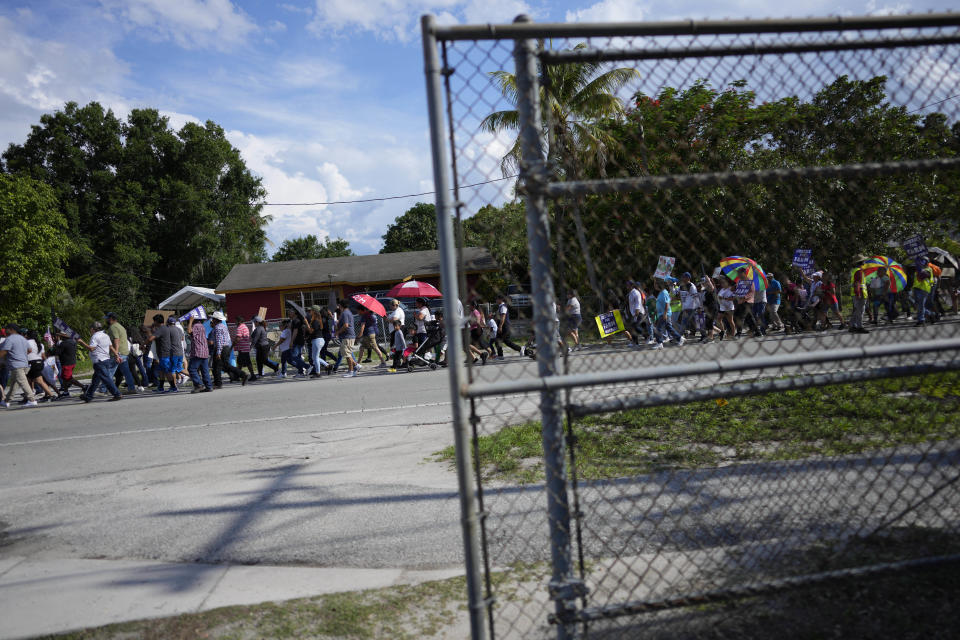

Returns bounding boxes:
[681,272,692,279]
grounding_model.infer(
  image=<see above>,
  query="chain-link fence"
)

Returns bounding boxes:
[422,13,960,639]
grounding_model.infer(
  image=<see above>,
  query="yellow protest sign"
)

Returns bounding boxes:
[595,310,625,338]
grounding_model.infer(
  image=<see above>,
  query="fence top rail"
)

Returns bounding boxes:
[461,337,960,399]
[426,12,960,41]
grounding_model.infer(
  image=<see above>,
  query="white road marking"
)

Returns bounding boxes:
[0,401,454,448]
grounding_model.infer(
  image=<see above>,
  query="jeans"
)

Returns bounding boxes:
[188,356,212,389]
[213,345,245,386]
[143,356,155,385]
[851,296,867,328]
[288,344,308,374]
[913,290,930,323]
[255,344,278,376]
[752,302,767,332]
[85,359,121,400]
[311,337,325,373]
[130,353,147,385]
[654,315,682,344]
[116,358,138,390]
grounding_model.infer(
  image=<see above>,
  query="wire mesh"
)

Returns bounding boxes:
[428,13,960,639]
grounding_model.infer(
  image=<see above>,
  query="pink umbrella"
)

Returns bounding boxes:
[351,294,386,317]
[386,280,442,298]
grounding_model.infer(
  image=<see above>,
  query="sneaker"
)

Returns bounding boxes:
[108,395,122,402]
[153,388,166,393]
[355,363,363,372]
[25,400,39,407]
[241,374,248,386]
[646,338,656,345]
[342,371,357,378]
[677,337,686,347]
[166,387,179,394]
[191,388,203,394]
[201,387,213,393]
[376,362,387,368]
[519,346,526,356]
[496,355,505,360]
[388,368,397,373]
[650,343,664,350]
[305,365,313,375]
[136,386,145,392]
[0,401,7,408]
[480,352,488,365]
[361,358,373,363]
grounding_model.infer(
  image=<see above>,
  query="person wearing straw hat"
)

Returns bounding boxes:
[849,254,870,333]
[210,311,248,388]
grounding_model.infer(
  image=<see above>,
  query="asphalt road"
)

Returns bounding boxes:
[1,319,958,577]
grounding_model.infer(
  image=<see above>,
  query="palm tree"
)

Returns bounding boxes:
[480,43,640,307]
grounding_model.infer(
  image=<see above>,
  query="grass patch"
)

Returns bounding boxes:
[41,576,470,640]
[436,372,960,483]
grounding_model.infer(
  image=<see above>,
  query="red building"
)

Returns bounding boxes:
[215,247,495,321]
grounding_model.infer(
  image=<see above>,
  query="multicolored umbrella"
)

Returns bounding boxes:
[719,256,769,292]
[386,280,442,298]
[852,255,908,292]
[351,293,386,317]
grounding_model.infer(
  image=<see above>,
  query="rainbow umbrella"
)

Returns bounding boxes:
[852,256,907,293]
[719,256,769,292]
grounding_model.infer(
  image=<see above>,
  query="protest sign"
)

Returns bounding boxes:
[143,309,174,327]
[178,306,208,323]
[792,249,816,275]
[258,306,268,320]
[902,235,928,260]
[733,281,752,297]
[595,310,625,338]
[653,256,676,280]
[51,313,80,340]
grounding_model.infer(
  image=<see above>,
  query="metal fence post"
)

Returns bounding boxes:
[513,15,581,639]
[421,14,488,640]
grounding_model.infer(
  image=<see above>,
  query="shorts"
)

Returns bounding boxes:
[360,334,378,350]
[27,361,44,378]
[567,314,582,332]
[159,356,183,374]
[61,364,76,380]
[339,338,355,358]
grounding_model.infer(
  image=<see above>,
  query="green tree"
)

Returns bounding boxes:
[380,202,437,253]
[463,201,528,298]
[272,235,354,261]
[481,44,640,309]
[0,174,70,325]
[2,102,269,322]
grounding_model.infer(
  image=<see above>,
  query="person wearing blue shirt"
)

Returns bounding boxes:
[766,273,783,331]
[651,280,684,350]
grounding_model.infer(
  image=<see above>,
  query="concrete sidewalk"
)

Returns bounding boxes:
[0,556,463,639]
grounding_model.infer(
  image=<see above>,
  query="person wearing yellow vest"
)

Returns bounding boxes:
[849,254,870,334]
[913,258,935,326]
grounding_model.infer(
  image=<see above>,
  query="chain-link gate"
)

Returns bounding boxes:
[422,13,960,639]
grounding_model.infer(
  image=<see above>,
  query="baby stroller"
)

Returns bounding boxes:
[406,321,445,372]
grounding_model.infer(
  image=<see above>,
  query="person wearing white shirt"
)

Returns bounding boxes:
[564,291,582,352]
[78,321,123,402]
[626,280,652,346]
[677,272,704,339]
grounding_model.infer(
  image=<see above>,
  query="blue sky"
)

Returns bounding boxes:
[1,0,955,256]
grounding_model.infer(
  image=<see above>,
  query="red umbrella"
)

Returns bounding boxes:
[386,280,442,298]
[351,294,386,317]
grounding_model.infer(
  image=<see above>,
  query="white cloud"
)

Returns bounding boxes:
[307,0,529,41]
[100,0,258,51]
[865,0,910,15]
[0,15,130,146]
[275,58,354,90]
[566,0,647,23]
[462,0,532,24]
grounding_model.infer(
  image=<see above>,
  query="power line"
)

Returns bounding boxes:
[89,174,518,208]
[907,92,960,114]
[261,175,518,206]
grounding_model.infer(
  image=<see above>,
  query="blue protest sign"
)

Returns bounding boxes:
[734,281,752,297]
[902,235,928,260]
